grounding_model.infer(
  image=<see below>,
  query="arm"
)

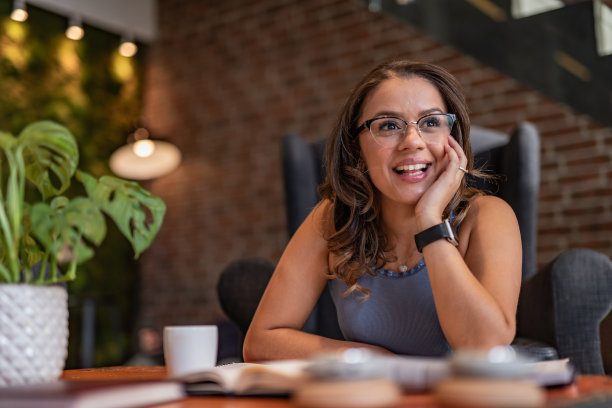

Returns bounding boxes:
[243,201,390,362]
[424,195,522,349]
[415,136,522,350]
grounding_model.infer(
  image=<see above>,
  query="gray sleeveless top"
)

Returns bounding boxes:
[328,259,452,356]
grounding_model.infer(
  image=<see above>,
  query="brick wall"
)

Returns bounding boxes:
[139,0,612,328]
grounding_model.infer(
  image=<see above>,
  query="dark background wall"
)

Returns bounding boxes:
[139,0,612,330]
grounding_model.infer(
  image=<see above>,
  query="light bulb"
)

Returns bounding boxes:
[10,9,28,22]
[10,0,28,22]
[133,139,155,158]
[66,18,84,40]
[119,40,138,57]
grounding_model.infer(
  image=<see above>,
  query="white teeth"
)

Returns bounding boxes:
[395,163,427,173]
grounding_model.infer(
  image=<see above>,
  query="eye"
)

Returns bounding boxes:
[374,118,403,133]
[420,115,442,128]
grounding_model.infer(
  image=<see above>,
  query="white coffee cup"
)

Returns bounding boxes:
[163,325,218,378]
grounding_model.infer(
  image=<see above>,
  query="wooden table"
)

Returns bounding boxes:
[62,366,612,407]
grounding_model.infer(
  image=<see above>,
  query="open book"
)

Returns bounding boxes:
[179,355,574,396]
[181,360,310,396]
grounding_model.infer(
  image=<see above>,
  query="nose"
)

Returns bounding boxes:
[397,123,424,149]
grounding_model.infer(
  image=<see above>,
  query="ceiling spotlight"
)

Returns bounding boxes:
[119,37,138,57]
[10,0,28,22]
[65,16,84,40]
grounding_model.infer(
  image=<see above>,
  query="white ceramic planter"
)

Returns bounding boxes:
[0,284,68,386]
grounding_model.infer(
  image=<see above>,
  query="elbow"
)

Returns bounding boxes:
[242,329,257,362]
[498,315,517,346]
[451,321,516,351]
[486,320,517,349]
[242,326,267,362]
[479,314,517,349]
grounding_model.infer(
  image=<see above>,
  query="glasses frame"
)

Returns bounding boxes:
[356,113,457,144]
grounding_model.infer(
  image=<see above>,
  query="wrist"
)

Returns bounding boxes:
[416,214,443,232]
[414,219,458,253]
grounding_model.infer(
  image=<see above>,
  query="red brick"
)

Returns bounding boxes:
[571,188,612,199]
[555,140,598,152]
[558,173,600,183]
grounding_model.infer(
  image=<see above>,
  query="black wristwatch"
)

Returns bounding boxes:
[414,219,459,253]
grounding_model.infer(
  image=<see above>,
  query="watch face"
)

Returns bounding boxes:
[443,219,454,237]
[443,219,459,247]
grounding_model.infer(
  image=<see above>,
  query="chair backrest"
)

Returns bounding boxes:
[470,123,540,280]
[281,133,341,339]
[282,122,541,281]
[282,133,327,237]
[217,257,275,336]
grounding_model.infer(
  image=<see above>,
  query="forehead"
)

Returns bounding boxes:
[360,76,446,118]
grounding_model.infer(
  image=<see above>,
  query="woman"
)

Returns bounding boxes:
[243,59,522,361]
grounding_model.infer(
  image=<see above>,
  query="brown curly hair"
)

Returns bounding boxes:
[318,58,484,295]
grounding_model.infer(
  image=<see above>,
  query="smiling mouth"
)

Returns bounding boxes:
[394,163,429,176]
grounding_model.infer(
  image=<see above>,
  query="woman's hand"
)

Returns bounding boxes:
[415,136,467,230]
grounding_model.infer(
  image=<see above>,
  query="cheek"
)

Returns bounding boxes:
[359,139,392,169]
[425,139,447,159]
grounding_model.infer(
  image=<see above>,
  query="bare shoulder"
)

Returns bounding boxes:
[463,195,517,223]
[285,199,332,257]
[305,199,333,236]
[311,199,333,222]
[458,195,520,253]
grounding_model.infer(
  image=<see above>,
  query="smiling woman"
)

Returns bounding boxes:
[242,58,522,362]
[355,76,460,211]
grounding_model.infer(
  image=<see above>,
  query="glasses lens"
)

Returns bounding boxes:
[418,114,454,138]
[369,117,405,146]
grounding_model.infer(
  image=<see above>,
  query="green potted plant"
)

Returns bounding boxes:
[0,121,165,386]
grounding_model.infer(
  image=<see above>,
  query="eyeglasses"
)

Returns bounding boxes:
[356,113,456,147]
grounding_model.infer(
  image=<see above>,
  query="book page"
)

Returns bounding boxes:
[528,358,574,386]
[182,360,310,395]
[234,360,310,394]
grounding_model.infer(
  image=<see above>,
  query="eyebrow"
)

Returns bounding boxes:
[368,107,445,119]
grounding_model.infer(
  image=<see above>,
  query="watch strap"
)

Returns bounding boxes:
[414,219,458,253]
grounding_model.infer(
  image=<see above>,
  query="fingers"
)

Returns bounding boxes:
[415,138,467,223]
[415,140,465,224]
[447,136,468,173]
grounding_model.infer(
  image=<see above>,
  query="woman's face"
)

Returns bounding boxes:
[357,75,450,207]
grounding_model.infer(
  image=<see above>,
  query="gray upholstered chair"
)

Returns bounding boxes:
[218,123,612,374]
[469,123,540,281]
[517,248,612,374]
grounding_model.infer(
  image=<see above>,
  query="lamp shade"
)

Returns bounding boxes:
[109,140,181,180]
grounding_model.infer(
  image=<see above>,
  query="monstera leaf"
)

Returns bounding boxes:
[19,121,79,200]
[30,196,106,267]
[77,171,166,258]
[0,121,166,284]
[19,205,45,269]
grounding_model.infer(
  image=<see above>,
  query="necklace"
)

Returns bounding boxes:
[399,264,408,273]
